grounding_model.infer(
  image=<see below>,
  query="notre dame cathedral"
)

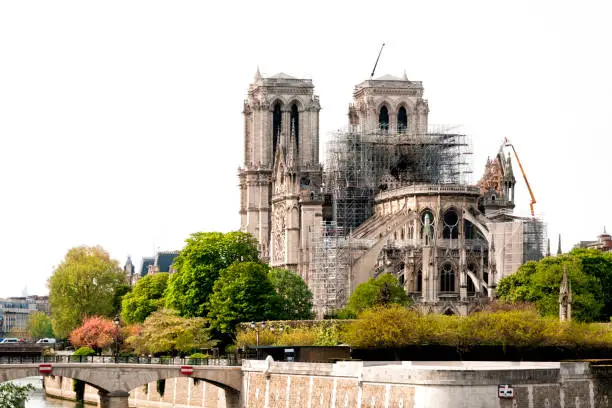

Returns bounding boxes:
[238,69,545,317]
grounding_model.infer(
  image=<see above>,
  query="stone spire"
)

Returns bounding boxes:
[557,234,562,255]
[124,256,135,285]
[559,265,572,322]
[254,66,262,81]
[402,69,408,81]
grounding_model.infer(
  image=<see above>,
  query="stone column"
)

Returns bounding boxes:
[223,388,242,408]
[98,390,129,408]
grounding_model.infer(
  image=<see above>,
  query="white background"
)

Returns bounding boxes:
[0,0,610,297]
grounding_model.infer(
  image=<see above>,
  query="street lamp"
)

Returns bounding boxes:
[250,321,265,360]
[113,315,120,363]
[250,322,284,360]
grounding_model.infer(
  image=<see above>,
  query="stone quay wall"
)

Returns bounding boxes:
[242,360,612,408]
[44,360,612,407]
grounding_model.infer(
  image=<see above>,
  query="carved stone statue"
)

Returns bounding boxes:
[423,213,433,244]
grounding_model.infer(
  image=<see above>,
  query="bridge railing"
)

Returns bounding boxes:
[0,355,242,366]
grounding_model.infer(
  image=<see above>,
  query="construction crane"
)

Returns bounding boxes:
[370,43,385,79]
[502,138,537,217]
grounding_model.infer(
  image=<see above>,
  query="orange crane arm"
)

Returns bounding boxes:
[507,143,536,216]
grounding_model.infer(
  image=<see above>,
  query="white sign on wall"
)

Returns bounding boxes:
[498,384,514,399]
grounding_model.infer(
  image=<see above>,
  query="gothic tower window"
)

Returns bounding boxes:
[440,263,455,292]
[379,106,389,132]
[290,103,299,152]
[398,106,408,133]
[416,269,423,292]
[273,102,282,162]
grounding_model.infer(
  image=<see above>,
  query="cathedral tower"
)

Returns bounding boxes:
[239,70,322,277]
[348,73,429,134]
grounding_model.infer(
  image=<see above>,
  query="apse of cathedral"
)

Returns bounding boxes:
[239,69,546,317]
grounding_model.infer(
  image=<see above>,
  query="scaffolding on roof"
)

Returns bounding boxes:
[324,125,473,233]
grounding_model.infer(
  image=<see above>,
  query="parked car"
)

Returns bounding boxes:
[0,338,19,343]
[36,338,56,344]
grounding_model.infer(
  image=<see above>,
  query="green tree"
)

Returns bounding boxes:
[208,262,280,336]
[49,246,126,338]
[0,382,35,407]
[121,273,169,324]
[346,273,410,316]
[497,252,604,322]
[126,309,216,356]
[268,268,314,320]
[26,311,54,339]
[570,248,612,319]
[68,316,119,355]
[165,231,260,317]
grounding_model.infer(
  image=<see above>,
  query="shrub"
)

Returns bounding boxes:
[235,320,349,347]
[71,346,96,362]
[457,310,546,348]
[345,305,429,348]
[188,352,210,365]
[345,305,612,350]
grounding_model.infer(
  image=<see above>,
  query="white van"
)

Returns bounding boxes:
[0,338,19,343]
[36,338,56,344]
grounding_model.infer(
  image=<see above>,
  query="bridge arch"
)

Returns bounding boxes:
[0,363,242,408]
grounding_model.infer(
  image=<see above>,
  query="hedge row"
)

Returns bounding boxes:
[235,305,612,349]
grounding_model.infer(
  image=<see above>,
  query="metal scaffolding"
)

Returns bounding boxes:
[490,216,547,279]
[522,217,547,263]
[310,221,350,318]
[324,126,473,233]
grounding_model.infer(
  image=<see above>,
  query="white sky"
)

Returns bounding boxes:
[1,1,610,297]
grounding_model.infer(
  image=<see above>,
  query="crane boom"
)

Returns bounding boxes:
[504,139,536,217]
[370,43,385,79]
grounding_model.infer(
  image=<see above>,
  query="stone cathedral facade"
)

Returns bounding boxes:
[239,69,545,316]
[238,70,323,279]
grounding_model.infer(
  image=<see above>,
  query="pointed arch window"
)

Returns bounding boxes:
[290,104,299,152]
[398,106,408,133]
[443,209,459,239]
[272,102,282,162]
[416,269,423,293]
[379,106,389,132]
[440,263,455,292]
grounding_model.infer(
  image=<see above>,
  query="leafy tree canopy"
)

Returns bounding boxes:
[0,382,35,408]
[346,273,411,316]
[497,249,607,322]
[126,309,216,356]
[27,311,54,339]
[268,268,314,320]
[68,316,119,354]
[49,246,127,338]
[121,272,169,324]
[208,262,280,336]
[165,231,260,317]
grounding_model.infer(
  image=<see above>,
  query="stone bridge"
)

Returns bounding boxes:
[0,363,242,408]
